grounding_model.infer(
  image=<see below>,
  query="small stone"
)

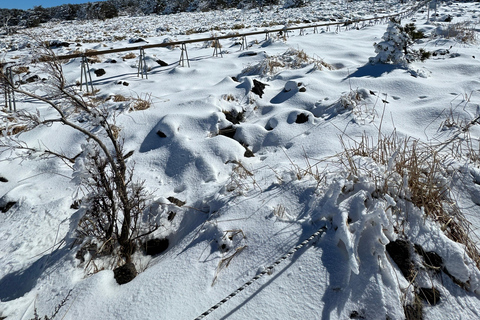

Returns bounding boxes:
[218,126,236,139]
[113,262,137,285]
[252,79,267,98]
[167,196,185,207]
[94,69,106,77]
[157,130,167,138]
[295,113,309,124]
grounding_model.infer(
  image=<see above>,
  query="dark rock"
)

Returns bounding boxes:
[349,310,365,319]
[0,201,16,213]
[386,239,415,281]
[218,126,236,139]
[231,76,239,82]
[299,87,306,92]
[129,38,147,43]
[157,130,167,138]
[418,287,441,305]
[25,75,40,83]
[156,59,168,66]
[167,196,185,207]
[144,238,169,256]
[167,211,176,221]
[295,113,309,124]
[48,40,70,48]
[94,69,106,77]
[414,244,443,269]
[252,79,267,98]
[123,81,129,86]
[109,59,117,63]
[113,262,137,285]
[223,109,244,124]
[70,200,80,210]
[243,144,254,158]
[0,176,7,183]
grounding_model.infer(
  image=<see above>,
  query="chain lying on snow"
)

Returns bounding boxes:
[194,224,329,320]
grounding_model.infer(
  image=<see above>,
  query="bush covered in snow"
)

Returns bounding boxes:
[370,20,429,65]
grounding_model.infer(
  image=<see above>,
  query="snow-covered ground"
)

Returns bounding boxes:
[2,1,480,319]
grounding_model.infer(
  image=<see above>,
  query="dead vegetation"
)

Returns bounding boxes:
[129,93,152,111]
[338,128,480,273]
[241,47,333,77]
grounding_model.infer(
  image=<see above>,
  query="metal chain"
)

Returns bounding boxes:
[194,224,329,320]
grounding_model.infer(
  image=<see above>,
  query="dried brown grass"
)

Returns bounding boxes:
[338,129,480,272]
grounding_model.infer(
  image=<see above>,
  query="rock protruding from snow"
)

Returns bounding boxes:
[113,262,137,285]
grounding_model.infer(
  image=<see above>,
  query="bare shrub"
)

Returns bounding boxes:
[0,41,156,266]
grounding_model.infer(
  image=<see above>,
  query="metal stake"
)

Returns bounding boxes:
[3,66,16,112]
[240,36,248,51]
[137,48,148,79]
[179,43,190,68]
[213,38,223,58]
[80,55,94,93]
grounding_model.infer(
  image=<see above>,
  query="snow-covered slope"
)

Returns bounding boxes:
[1,1,480,319]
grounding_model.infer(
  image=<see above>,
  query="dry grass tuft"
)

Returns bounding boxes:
[112,94,130,102]
[13,66,29,74]
[123,52,137,60]
[241,47,333,77]
[338,129,480,272]
[130,93,152,111]
[226,160,261,195]
[435,22,477,43]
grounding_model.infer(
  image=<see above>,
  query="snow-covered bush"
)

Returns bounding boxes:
[370,20,411,65]
[370,20,429,65]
